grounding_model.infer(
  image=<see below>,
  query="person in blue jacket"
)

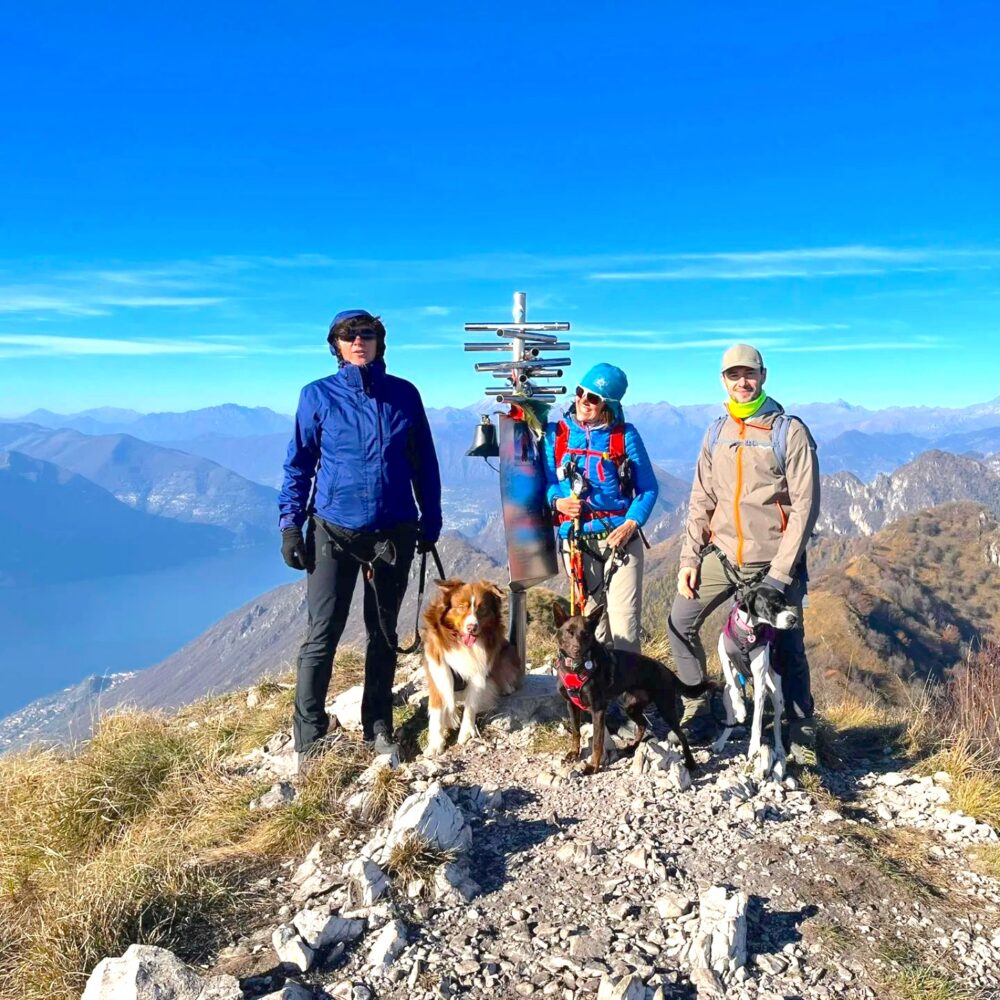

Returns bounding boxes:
[279,309,442,758]
[543,363,658,652]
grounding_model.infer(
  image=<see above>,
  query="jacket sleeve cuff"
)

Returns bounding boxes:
[279,513,305,532]
[763,573,789,593]
[679,555,701,571]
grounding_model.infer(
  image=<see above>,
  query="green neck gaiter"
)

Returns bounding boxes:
[727,392,768,420]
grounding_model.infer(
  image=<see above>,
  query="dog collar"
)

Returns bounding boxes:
[556,655,593,673]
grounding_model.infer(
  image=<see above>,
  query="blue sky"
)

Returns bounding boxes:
[2,2,999,415]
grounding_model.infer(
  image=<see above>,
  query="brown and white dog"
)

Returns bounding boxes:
[422,578,523,754]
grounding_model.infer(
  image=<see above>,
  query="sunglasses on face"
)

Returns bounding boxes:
[336,329,378,342]
[575,386,605,406]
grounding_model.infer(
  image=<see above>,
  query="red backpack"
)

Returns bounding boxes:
[552,420,631,525]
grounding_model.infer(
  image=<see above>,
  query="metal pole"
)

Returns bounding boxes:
[509,293,527,668]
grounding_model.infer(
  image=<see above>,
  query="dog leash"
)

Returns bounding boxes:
[712,545,770,607]
[315,519,445,655]
[396,544,447,655]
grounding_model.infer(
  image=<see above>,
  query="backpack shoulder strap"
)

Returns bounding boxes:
[554,419,570,468]
[707,415,727,454]
[771,413,791,476]
[609,423,626,462]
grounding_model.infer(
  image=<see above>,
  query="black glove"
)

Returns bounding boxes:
[761,574,787,596]
[416,537,436,555]
[281,527,308,570]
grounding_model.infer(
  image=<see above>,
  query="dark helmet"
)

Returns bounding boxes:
[327,309,387,363]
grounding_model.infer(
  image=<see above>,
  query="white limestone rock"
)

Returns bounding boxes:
[344,856,390,906]
[328,685,364,731]
[434,860,482,902]
[250,781,296,811]
[293,908,366,950]
[81,944,203,1000]
[690,885,748,978]
[596,972,645,1000]
[386,782,472,854]
[272,922,315,973]
[368,918,408,970]
[257,985,315,1000]
[196,977,242,1000]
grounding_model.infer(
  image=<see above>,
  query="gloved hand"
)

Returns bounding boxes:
[416,537,436,555]
[281,527,308,570]
[761,574,787,596]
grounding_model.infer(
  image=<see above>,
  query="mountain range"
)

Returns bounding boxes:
[7,500,998,754]
[0,422,277,541]
[0,451,232,585]
[7,395,1000,739]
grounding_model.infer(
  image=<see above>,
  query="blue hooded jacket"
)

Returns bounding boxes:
[542,409,658,539]
[278,359,442,541]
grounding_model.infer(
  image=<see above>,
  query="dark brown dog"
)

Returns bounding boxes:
[553,603,716,774]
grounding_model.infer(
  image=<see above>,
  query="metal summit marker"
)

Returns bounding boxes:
[463,291,571,665]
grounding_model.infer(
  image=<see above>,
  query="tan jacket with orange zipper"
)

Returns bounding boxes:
[679,397,820,587]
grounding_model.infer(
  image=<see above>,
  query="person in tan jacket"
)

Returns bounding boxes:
[667,343,821,761]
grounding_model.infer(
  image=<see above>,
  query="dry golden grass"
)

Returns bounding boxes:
[917,735,1000,829]
[383,832,454,890]
[816,698,910,769]
[877,942,976,1000]
[969,843,1000,878]
[0,675,373,1000]
[841,824,953,904]
[528,719,569,755]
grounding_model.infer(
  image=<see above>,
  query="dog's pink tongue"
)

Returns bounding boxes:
[462,632,477,647]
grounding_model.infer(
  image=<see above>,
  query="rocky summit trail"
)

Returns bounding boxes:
[83,669,1000,1000]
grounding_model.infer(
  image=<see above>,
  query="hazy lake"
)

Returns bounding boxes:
[0,546,299,718]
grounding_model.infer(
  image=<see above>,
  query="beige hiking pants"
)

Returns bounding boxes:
[560,533,644,653]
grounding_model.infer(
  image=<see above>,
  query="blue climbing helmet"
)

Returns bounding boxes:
[578,363,628,423]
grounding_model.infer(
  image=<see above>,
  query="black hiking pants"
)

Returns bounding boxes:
[293,517,416,752]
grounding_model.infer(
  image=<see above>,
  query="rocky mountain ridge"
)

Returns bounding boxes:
[75,668,1000,1000]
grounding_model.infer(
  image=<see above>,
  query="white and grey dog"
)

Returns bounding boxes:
[713,586,799,779]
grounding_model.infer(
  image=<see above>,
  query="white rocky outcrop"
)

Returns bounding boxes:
[688,885,748,982]
[385,782,472,854]
[81,944,240,1000]
[293,908,366,950]
[367,918,408,970]
[867,770,998,843]
[272,922,315,972]
[344,856,390,906]
[328,685,364,730]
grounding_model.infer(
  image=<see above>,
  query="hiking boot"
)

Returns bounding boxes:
[668,694,717,746]
[366,720,400,757]
[788,718,818,768]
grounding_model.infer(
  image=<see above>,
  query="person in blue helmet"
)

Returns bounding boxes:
[279,310,442,760]
[542,363,658,652]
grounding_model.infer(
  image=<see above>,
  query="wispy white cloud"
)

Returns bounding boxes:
[573,337,792,351]
[0,287,225,316]
[416,306,452,316]
[97,296,225,308]
[587,245,1000,282]
[768,340,942,353]
[568,321,849,342]
[0,294,108,317]
[0,334,245,357]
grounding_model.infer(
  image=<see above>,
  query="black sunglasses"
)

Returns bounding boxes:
[335,329,379,342]
[575,385,605,406]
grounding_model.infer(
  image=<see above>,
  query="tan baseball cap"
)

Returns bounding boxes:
[721,343,764,372]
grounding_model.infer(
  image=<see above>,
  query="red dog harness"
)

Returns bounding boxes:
[557,655,595,711]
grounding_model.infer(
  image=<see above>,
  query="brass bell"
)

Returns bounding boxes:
[466,415,499,457]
